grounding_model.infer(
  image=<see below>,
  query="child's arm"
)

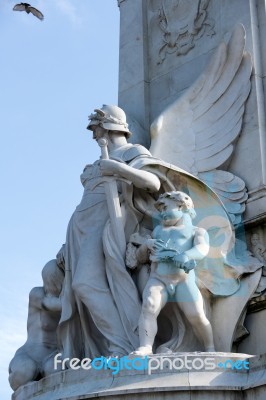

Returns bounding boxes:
[174,227,209,267]
[134,226,165,263]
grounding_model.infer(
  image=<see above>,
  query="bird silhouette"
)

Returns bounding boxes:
[13,3,44,20]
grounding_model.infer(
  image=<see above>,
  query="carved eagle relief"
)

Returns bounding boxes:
[156,0,215,63]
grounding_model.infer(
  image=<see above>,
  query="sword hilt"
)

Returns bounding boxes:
[98,138,109,160]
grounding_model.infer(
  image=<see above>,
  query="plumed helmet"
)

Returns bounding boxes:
[87,104,132,138]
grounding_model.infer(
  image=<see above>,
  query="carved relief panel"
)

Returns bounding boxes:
[148,0,215,65]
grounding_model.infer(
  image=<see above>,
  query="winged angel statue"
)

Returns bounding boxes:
[125,24,262,352]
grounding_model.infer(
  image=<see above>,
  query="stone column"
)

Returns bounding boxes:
[117,0,150,145]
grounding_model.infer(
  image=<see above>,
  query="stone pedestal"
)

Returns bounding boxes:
[12,353,266,400]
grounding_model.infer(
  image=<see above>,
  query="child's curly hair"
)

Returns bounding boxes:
[155,191,196,219]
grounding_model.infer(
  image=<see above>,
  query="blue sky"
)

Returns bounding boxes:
[0,1,119,398]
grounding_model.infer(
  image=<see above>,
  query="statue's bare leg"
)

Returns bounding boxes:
[132,278,168,356]
[175,272,215,352]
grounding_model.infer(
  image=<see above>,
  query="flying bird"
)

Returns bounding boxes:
[13,3,44,20]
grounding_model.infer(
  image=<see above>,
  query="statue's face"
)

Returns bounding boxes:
[90,125,107,142]
[158,198,184,226]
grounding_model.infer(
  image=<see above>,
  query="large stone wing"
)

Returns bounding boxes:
[149,24,252,223]
[150,24,251,173]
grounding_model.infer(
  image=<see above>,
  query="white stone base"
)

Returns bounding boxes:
[12,353,266,400]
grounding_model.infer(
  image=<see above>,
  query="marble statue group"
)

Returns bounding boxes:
[9,25,264,392]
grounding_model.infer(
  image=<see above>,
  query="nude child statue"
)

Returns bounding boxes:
[132,191,215,355]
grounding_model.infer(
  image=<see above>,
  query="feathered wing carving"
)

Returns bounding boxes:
[150,24,252,224]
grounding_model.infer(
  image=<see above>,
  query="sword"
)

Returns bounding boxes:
[98,138,126,256]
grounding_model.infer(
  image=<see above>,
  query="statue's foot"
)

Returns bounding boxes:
[205,347,216,352]
[130,346,153,356]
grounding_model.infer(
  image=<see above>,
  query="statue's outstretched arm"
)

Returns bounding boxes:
[100,159,160,192]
